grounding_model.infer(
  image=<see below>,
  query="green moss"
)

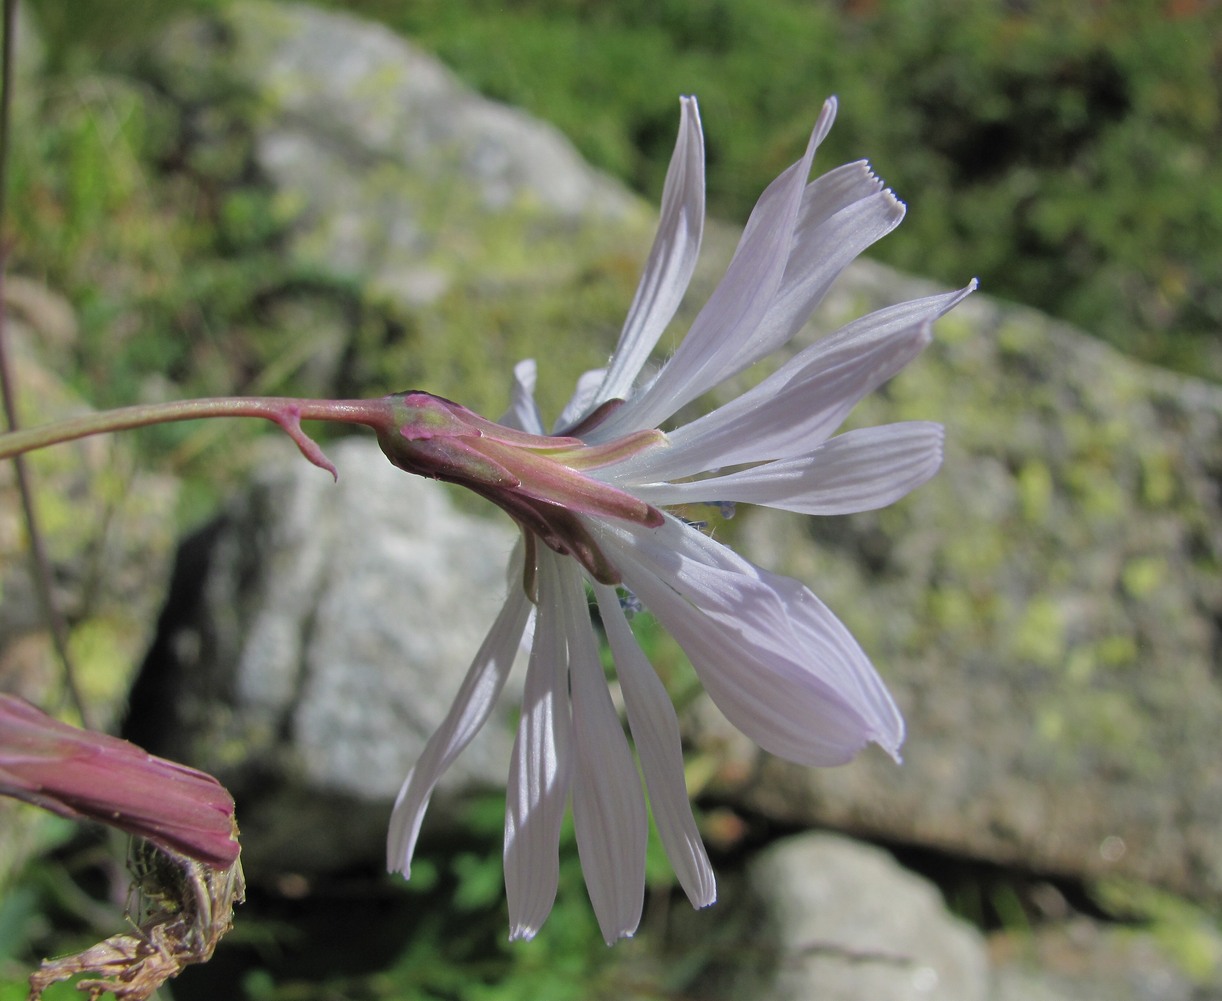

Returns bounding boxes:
[995,318,1034,357]
[1063,456,1129,523]
[1121,555,1167,599]
[67,619,140,711]
[1034,704,1066,745]
[1094,633,1138,669]
[1094,879,1222,982]
[1011,594,1067,669]
[941,525,1010,581]
[1139,449,1178,508]
[930,309,975,346]
[927,587,979,634]
[1016,460,1054,524]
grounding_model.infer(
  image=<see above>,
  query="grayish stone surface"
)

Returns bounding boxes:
[682,833,988,1001]
[990,918,1222,1001]
[156,1,642,313]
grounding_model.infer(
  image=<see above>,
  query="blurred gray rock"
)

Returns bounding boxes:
[991,917,1222,1001]
[129,438,518,872]
[679,833,988,1001]
[154,1,642,313]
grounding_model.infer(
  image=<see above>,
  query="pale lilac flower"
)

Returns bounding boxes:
[383,96,973,944]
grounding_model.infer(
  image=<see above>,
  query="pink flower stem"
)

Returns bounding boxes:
[0,395,399,479]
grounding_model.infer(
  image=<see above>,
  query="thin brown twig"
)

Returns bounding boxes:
[0,0,92,726]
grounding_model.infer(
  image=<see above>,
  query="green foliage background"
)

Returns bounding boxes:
[334,0,1222,380]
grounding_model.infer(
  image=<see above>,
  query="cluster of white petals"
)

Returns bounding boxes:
[387,96,973,944]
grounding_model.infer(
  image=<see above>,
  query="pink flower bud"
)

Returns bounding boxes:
[0,694,239,868]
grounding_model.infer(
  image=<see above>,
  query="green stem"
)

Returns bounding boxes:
[0,396,397,478]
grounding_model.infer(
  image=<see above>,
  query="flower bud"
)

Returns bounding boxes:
[0,694,239,869]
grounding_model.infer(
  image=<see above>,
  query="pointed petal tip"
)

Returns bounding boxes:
[825,722,906,770]
[801,96,838,161]
[931,427,947,474]
[913,280,977,329]
[874,715,906,764]
[816,95,838,138]
[855,162,909,221]
[609,928,638,947]
[508,924,538,943]
[385,827,412,877]
[941,278,979,315]
[880,742,904,765]
[851,160,907,220]
[678,94,702,131]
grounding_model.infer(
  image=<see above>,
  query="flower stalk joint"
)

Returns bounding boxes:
[375,392,664,588]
